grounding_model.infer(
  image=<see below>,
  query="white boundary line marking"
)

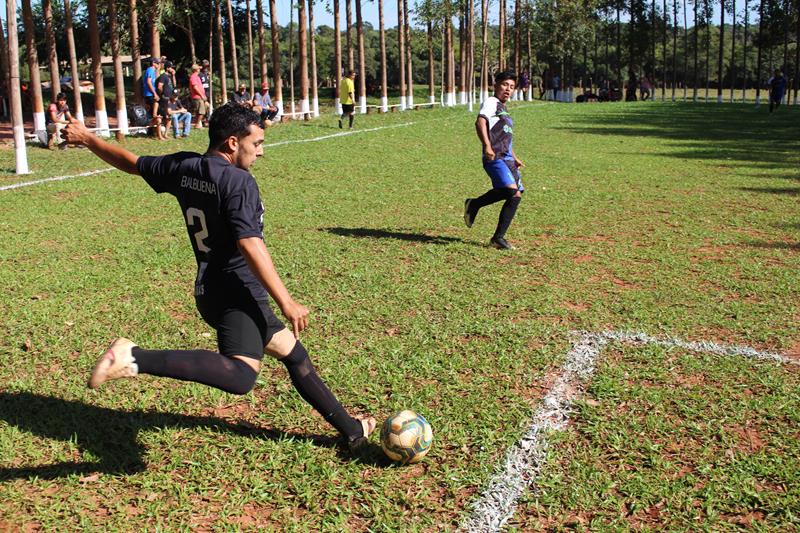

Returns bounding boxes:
[460,329,797,532]
[1,103,548,192]
[0,168,114,191]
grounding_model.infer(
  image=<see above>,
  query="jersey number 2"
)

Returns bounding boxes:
[186,208,211,253]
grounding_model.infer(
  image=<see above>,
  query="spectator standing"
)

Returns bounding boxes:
[768,69,787,113]
[338,70,356,129]
[552,73,561,101]
[166,93,192,138]
[200,60,212,117]
[46,92,72,149]
[253,81,279,123]
[143,58,160,119]
[155,61,176,141]
[640,76,652,101]
[189,64,208,129]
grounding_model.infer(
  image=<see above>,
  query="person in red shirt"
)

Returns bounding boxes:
[189,64,208,129]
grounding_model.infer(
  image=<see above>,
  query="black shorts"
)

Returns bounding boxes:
[196,286,285,361]
[342,103,355,114]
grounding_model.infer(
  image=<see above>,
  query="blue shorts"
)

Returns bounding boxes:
[483,157,524,191]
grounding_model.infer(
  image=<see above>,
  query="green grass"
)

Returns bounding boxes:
[0,101,798,530]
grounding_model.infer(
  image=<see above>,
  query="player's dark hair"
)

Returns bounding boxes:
[494,71,517,85]
[56,92,66,101]
[207,102,264,151]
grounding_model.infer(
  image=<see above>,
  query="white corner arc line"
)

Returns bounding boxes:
[460,329,797,532]
[0,168,114,191]
[459,332,608,533]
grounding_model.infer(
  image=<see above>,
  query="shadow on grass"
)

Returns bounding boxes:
[744,240,800,251]
[0,392,387,480]
[324,227,464,244]
[737,186,800,196]
[558,103,800,173]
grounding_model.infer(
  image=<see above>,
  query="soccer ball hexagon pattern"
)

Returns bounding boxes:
[380,410,433,464]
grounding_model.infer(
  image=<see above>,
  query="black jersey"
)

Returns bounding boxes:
[478,96,514,160]
[137,152,266,299]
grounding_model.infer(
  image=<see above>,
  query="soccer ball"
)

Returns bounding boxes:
[380,410,433,464]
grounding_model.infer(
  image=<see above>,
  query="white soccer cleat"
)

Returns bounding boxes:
[348,416,377,454]
[88,338,139,389]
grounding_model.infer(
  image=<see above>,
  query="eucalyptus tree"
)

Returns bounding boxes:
[257,0,268,82]
[356,0,367,112]
[43,0,60,102]
[246,0,255,94]
[346,0,354,71]
[226,0,240,88]
[150,0,161,59]
[216,0,228,103]
[308,0,319,116]
[109,0,128,135]
[334,0,342,113]
[64,0,84,118]
[7,0,28,173]
[88,0,109,135]
[298,0,310,116]
[398,0,407,108]
[405,0,414,107]
[730,0,737,102]
[379,0,389,111]
[21,0,45,134]
[717,0,724,101]
[693,0,698,100]
[269,0,283,112]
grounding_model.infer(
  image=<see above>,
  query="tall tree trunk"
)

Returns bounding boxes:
[216,0,228,103]
[459,7,466,102]
[717,0,724,101]
[514,0,521,82]
[256,0,268,83]
[208,1,214,109]
[405,0,413,106]
[693,0,698,100]
[150,0,161,59]
[398,0,407,108]
[346,0,354,72]
[662,0,667,99]
[298,0,309,116]
[87,0,109,134]
[246,0,255,95]
[468,0,475,105]
[21,0,45,133]
[481,0,489,100]
[0,13,9,118]
[743,0,749,100]
[109,0,128,135]
[7,0,29,172]
[186,6,197,63]
[682,0,688,99]
[672,0,678,100]
[616,5,622,87]
[43,0,60,102]
[651,0,656,83]
[794,0,800,104]
[289,4,295,114]
[498,0,505,70]
[269,0,283,110]
[448,12,456,104]
[379,0,388,111]
[226,0,239,89]
[356,0,366,113]
[428,19,435,103]
[64,0,84,119]
[704,0,710,98]
[729,0,736,101]
[334,0,342,112]
[309,0,319,116]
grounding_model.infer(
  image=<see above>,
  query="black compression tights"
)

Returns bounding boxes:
[132,342,363,440]
[470,187,522,238]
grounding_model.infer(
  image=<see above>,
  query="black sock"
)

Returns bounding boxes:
[348,114,354,128]
[280,342,362,440]
[494,195,521,239]
[132,347,257,395]
[471,188,512,213]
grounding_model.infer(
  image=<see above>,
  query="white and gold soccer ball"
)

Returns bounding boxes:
[380,410,433,464]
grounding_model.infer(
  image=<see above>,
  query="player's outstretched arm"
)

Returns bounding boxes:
[238,236,309,338]
[62,117,140,175]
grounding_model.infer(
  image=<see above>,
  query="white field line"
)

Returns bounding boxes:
[0,168,114,191]
[262,121,413,148]
[460,329,797,532]
[1,103,547,193]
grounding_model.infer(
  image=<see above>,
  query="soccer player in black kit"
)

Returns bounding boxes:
[62,103,376,453]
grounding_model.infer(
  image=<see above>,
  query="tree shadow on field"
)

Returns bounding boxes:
[558,104,800,174]
[737,186,800,197]
[743,240,800,251]
[0,392,386,480]
[324,227,464,244]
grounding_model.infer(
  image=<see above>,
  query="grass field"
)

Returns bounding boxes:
[0,101,798,531]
